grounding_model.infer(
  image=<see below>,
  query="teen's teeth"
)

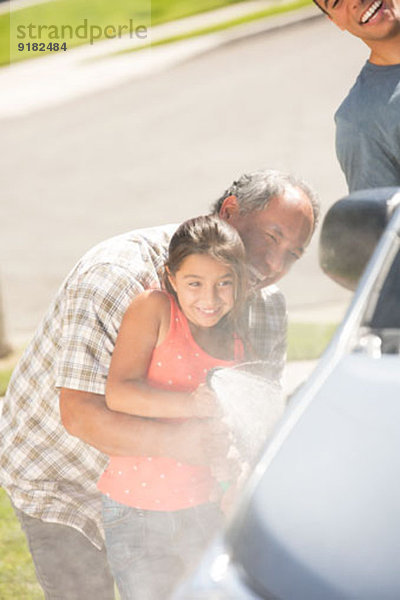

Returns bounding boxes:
[361,0,382,23]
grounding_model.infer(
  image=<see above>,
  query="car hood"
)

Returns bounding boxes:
[229,353,400,600]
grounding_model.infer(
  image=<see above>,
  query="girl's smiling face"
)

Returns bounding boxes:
[167,253,235,329]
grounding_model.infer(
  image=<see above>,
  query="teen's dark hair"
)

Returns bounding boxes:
[164,215,252,356]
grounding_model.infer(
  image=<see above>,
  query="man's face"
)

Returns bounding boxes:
[316,0,400,44]
[220,188,314,289]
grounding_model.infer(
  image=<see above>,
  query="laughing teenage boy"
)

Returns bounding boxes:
[314,0,400,191]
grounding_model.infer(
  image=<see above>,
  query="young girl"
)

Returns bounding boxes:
[97,215,249,600]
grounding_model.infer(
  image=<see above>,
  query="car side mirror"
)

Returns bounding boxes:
[319,188,400,291]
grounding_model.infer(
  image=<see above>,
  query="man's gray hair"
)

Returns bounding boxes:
[211,169,320,232]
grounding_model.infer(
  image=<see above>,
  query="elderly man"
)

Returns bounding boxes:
[313,0,400,191]
[0,169,319,600]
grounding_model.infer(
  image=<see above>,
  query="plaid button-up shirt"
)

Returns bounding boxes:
[0,224,287,549]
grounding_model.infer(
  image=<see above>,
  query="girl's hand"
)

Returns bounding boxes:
[191,384,222,418]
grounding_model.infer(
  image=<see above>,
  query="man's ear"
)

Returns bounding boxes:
[165,266,177,292]
[219,195,240,221]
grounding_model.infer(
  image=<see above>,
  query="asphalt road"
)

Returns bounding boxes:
[0,16,367,343]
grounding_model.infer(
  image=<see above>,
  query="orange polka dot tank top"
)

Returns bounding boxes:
[97,293,244,511]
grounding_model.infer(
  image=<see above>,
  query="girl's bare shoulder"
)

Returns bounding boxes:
[124,289,171,329]
[127,289,170,312]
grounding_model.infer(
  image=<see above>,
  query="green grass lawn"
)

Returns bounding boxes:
[1,0,314,66]
[1,0,245,65]
[287,321,337,361]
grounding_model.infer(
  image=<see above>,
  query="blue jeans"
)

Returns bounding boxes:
[102,495,223,600]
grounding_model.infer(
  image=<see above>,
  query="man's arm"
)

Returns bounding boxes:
[59,388,230,465]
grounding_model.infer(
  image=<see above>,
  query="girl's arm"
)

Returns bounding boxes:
[105,290,217,419]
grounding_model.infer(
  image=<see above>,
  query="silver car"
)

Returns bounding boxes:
[174,187,400,600]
